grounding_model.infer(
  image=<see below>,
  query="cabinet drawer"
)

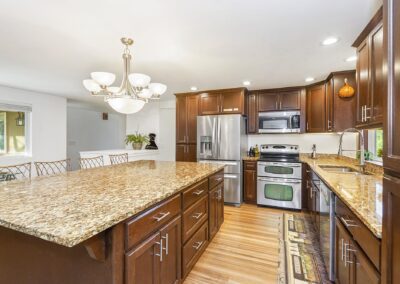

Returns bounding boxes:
[182,221,208,278]
[126,194,181,250]
[183,196,208,243]
[182,179,208,210]
[244,161,257,170]
[335,197,381,271]
[209,170,224,189]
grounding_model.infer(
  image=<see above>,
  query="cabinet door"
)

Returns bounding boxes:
[176,145,186,162]
[176,96,187,144]
[335,217,351,284]
[199,93,220,115]
[186,144,197,162]
[326,78,334,132]
[306,84,326,132]
[220,90,244,114]
[383,0,400,172]
[370,23,384,125]
[186,95,198,144]
[208,187,218,240]
[217,184,224,228]
[243,169,257,203]
[247,93,258,134]
[125,232,161,284]
[160,216,181,284]
[279,91,301,110]
[258,92,279,111]
[350,240,380,284]
[356,39,370,127]
[382,175,400,284]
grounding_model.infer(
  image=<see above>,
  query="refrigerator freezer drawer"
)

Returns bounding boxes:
[224,173,242,204]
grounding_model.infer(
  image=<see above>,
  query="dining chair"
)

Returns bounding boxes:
[79,156,104,170]
[0,162,32,181]
[109,153,129,165]
[35,159,71,176]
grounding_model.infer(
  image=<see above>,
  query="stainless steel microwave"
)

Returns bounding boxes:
[258,111,300,133]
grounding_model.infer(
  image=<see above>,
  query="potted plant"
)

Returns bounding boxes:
[125,132,149,150]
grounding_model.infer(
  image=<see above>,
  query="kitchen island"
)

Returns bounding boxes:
[0,160,225,284]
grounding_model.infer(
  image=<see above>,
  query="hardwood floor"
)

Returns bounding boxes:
[184,204,284,284]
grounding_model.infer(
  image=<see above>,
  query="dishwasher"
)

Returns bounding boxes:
[319,182,335,281]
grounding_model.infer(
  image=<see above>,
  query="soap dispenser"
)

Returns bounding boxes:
[311,144,317,159]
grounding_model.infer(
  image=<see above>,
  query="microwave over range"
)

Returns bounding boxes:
[258,111,300,133]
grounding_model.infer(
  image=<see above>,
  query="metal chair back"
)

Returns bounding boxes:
[79,156,104,170]
[109,153,129,165]
[0,162,31,181]
[35,159,71,176]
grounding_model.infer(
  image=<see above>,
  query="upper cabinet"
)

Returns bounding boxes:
[176,94,198,144]
[247,92,258,134]
[306,83,327,133]
[353,7,384,128]
[258,89,301,112]
[198,88,246,115]
[326,71,357,132]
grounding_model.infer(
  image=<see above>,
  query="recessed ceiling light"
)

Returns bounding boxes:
[345,56,357,62]
[322,37,339,46]
[243,80,251,86]
[190,86,198,91]
[305,77,315,82]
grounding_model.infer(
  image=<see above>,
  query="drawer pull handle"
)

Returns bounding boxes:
[162,233,169,255]
[193,241,203,250]
[192,212,203,220]
[340,217,359,228]
[215,177,223,181]
[155,239,163,262]
[193,190,204,196]
[153,212,171,222]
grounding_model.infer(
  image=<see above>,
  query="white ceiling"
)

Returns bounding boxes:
[0,0,382,106]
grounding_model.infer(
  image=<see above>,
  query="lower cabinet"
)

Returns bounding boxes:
[126,216,181,284]
[243,160,257,203]
[335,216,380,284]
[209,183,224,240]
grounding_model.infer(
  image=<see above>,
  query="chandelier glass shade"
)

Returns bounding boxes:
[82,38,167,114]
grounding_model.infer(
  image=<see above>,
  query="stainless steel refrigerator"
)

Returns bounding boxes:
[197,114,247,205]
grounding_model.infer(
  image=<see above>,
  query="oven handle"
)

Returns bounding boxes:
[257,177,302,184]
[258,162,301,167]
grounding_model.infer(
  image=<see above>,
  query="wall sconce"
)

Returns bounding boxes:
[16,112,24,126]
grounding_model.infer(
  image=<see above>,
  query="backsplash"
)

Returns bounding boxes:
[247,133,358,158]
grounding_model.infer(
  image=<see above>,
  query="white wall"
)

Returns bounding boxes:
[126,100,176,161]
[248,133,358,157]
[0,85,67,169]
[67,104,126,169]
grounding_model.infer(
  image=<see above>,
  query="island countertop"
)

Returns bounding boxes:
[0,160,224,247]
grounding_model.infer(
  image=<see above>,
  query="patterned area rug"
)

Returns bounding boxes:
[278,213,330,284]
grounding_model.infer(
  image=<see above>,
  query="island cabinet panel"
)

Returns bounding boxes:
[182,196,208,243]
[182,221,209,278]
[209,170,224,189]
[182,179,208,210]
[243,160,257,204]
[306,83,327,132]
[209,183,224,240]
[126,194,181,250]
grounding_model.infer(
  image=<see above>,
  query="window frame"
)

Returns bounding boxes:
[367,129,383,163]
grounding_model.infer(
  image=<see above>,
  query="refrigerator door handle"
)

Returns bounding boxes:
[212,117,217,158]
[217,117,221,159]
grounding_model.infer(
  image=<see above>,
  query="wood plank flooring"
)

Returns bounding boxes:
[184,204,284,284]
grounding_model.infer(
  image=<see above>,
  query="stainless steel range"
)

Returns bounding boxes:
[257,144,302,210]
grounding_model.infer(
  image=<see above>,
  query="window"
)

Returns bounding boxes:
[0,103,31,156]
[367,128,383,162]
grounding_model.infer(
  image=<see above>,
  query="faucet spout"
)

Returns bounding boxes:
[337,128,365,169]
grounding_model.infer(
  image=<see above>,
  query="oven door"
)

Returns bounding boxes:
[257,177,302,209]
[257,161,302,179]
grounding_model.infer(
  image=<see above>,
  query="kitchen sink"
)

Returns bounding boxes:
[318,165,372,175]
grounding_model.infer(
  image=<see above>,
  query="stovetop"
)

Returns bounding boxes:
[259,144,300,163]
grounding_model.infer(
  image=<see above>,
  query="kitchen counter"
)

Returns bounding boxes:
[0,160,224,247]
[300,155,383,238]
[80,149,160,165]
[242,156,260,161]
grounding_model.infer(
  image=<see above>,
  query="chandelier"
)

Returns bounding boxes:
[82,38,167,114]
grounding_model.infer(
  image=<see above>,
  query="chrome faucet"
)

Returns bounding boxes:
[337,128,365,172]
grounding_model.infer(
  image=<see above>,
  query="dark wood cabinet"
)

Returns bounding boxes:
[209,183,224,241]
[354,8,384,128]
[335,216,352,284]
[198,88,246,115]
[243,161,257,203]
[258,89,301,112]
[175,93,198,162]
[351,240,380,284]
[306,83,327,132]
[247,92,258,134]
[325,71,357,132]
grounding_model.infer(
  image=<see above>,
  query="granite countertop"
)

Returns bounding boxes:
[300,155,383,238]
[0,161,224,247]
[243,156,260,161]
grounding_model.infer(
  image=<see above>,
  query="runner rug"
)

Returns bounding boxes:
[278,213,330,284]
